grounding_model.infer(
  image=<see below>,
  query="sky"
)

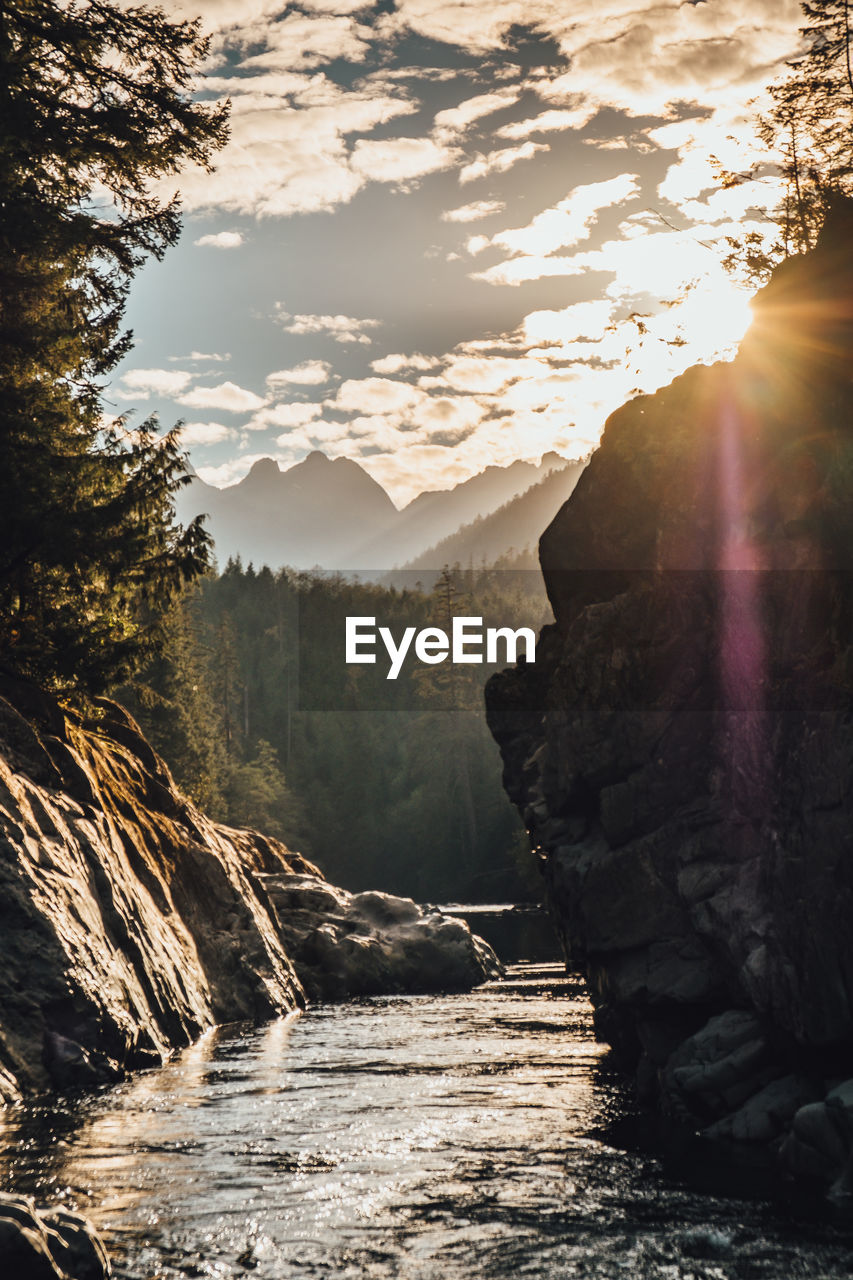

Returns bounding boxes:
[110,0,804,506]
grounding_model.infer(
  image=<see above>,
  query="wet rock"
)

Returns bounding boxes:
[0,681,315,1100]
[662,1012,774,1123]
[705,1074,817,1145]
[486,203,853,1190]
[782,1100,850,1183]
[0,1194,109,1278]
[264,874,502,1000]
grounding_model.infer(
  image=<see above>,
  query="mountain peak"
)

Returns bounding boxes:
[246,457,281,481]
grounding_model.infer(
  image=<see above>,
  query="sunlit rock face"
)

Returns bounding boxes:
[0,680,500,1104]
[264,875,501,1000]
[0,680,314,1102]
[486,201,853,1194]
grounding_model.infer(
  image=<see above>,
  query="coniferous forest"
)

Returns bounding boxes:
[118,563,551,902]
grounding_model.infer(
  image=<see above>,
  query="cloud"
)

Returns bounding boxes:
[250,402,325,431]
[390,2,801,119]
[459,141,549,184]
[328,376,426,415]
[178,422,238,446]
[169,351,231,363]
[117,368,193,399]
[419,353,549,395]
[166,0,801,230]
[522,300,616,347]
[276,308,381,344]
[350,135,460,184]
[370,352,439,374]
[432,88,520,139]
[442,199,506,222]
[496,105,597,140]
[193,230,244,249]
[238,12,374,70]
[267,361,333,387]
[488,174,641,258]
[172,76,419,217]
[177,381,266,412]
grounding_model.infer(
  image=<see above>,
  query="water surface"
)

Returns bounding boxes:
[1,974,851,1278]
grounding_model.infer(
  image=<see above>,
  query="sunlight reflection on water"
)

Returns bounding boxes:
[1,980,852,1278]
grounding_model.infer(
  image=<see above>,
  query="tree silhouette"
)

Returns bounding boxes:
[0,0,228,693]
[720,0,853,281]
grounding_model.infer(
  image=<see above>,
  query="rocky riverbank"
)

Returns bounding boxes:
[0,678,499,1278]
[0,678,498,1106]
[486,202,853,1201]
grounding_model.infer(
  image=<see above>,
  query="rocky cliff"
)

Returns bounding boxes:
[0,678,498,1106]
[486,203,853,1196]
[0,679,315,1101]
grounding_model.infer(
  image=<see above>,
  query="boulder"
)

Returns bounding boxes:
[264,873,502,1000]
[0,1194,109,1279]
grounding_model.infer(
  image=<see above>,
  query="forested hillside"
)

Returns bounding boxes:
[119,563,551,902]
[399,459,586,580]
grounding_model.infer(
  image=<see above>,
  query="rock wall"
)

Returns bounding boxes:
[0,678,316,1102]
[486,203,853,1195]
[0,676,500,1107]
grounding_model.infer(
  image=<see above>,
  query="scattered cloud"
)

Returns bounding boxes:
[275,308,381,344]
[178,422,238,446]
[241,13,374,71]
[433,88,520,140]
[171,78,419,217]
[370,352,439,374]
[117,368,193,399]
[496,105,597,140]
[130,0,804,507]
[350,135,460,184]
[177,381,266,412]
[267,361,333,387]
[328,376,426,415]
[250,401,325,431]
[442,199,506,222]
[169,351,231,363]
[489,174,641,258]
[522,300,616,347]
[459,140,549,184]
[193,230,244,249]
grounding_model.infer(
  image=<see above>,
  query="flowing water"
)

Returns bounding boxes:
[0,968,851,1279]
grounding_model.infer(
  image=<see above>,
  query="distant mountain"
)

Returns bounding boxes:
[176,450,583,572]
[350,451,570,570]
[395,459,587,582]
[176,451,397,570]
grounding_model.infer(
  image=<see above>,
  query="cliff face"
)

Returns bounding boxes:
[486,204,853,1190]
[0,679,500,1104]
[0,680,315,1101]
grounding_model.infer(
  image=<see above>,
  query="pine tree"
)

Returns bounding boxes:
[0,0,229,693]
[718,0,853,282]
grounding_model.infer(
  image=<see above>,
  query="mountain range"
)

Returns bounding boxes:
[176,450,585,572]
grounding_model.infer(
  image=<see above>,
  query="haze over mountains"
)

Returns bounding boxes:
[177,451,585,572]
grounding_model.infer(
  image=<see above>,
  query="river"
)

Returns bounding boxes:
[0,968,851,1278]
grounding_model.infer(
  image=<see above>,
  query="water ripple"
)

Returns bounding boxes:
[0,985,851,1277]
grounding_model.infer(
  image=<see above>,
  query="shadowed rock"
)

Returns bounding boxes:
[0,1194,109,1279]
[486,202,853,1196]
